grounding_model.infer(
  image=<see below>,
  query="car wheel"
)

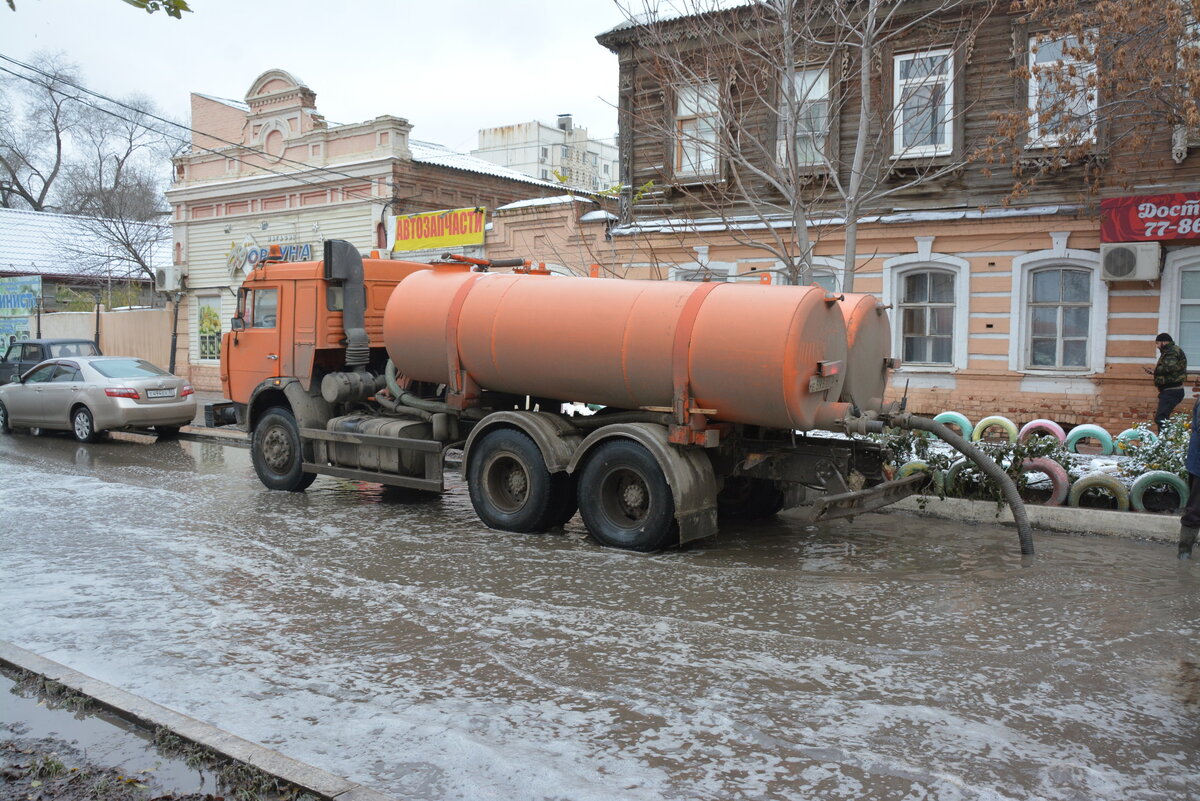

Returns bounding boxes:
[0,400,9,434]
[577,439,677,552]
[72,406,99,443]
[252,406,316,491]
[467,428,562,533]
[155,425,181,439]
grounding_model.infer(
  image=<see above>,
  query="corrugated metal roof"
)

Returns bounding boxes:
[409,139,569,190]
[0,207,163,280]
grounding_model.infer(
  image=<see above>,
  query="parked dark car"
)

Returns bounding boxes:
[0,339,102,385]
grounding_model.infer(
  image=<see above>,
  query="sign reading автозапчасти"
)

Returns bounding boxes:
[392,208,486,253]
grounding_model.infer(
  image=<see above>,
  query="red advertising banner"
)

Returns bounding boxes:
[1101,192,1200,243]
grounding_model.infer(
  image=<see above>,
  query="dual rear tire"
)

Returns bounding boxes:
[467,431,677,552]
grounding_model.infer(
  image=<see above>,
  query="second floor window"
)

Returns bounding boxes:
[1179,268,1200,365]
[777,67,830,167]
[1028,267,1091,368]
[900,270,955,364]
[893,49,954,157]
[675,82,720,178]
[1028,35,1096,146]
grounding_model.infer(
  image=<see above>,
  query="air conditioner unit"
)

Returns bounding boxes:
[1100,242,1161,281]
[156,265,183,292]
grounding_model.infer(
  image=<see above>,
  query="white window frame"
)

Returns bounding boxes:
[1027,34,1097,148]
[883,253,970,371]
[674,82,721,179]
[777,66,831,168]
[1025,267,1094,369]
[1009,248,1106,375]
[1158,246,1200,367]
[892,48,954,159]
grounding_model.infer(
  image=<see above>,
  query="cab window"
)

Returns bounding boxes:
[249,288,278,328]
[23,364,56,383]
[21,344,42,361]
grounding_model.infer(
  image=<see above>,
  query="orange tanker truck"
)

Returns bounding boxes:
[209,240,1033,554]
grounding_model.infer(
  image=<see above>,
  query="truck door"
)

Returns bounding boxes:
[227,285,283,403]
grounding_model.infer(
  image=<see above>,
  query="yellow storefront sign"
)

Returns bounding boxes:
[392,207,486,252]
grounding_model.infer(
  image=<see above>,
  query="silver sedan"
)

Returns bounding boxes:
[0,356,196,442]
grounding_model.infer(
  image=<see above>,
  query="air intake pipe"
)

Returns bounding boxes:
[324,239,369,369]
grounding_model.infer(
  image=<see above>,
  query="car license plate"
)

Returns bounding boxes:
[147,389,175,398]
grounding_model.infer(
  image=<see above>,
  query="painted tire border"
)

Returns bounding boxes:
[1018,418,1067,444]
[1015,457,1070,506]
[972,415,1019,443]
[1068,472,1130,511]
[1065,424,1115,456]
[1129,470,1190,513]
[933,411,973,440]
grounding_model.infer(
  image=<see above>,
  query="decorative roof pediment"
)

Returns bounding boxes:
[245,69,316,113]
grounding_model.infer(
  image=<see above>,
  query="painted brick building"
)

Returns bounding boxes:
[166,69,566,390]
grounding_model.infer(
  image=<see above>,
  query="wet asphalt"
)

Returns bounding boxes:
[1,423,1198,801]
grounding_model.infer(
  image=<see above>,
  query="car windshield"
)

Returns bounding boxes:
[90,359,169,379]
[49,342,98,358]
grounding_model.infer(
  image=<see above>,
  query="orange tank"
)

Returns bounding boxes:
[383,270,851,430]
[837,293,891,412]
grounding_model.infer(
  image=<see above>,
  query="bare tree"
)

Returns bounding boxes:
[0,53,84,211]
[608,0,1001,291]
[984,0,1200,201]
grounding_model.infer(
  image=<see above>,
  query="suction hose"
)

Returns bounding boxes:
[902,413,1035,556]
[385,360,482,420]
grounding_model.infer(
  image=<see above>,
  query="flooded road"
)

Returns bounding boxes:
[1,431,1198,800]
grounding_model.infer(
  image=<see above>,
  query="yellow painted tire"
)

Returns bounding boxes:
[1067,472,1130,511]
[971,415,1019,443]
[897,460,943,493]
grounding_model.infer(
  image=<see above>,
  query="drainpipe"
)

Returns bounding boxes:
[168,291,182,374]
[93,293,101,348]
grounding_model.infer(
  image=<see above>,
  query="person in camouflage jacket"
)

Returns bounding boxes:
[1146,332,1187,432]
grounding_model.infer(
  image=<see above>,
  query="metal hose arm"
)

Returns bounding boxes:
[901,414,1035,556]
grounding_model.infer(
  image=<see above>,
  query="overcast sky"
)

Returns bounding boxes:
[0,0,630,155]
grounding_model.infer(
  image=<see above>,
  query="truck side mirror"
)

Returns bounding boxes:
[230,316,245,332]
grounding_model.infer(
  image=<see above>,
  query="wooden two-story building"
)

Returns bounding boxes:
[597,1,1200,432]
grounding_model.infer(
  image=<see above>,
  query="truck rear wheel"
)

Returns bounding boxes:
[252,407,316,492]
[468,428,563,533]
[577,439,677,552]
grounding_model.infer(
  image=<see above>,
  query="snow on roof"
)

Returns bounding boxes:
[580,209,619,222]
[610,205,1075,236]
[0,207,163,280]
[495,195,593,212]
[194,92,250,112]
[409,139,568,190]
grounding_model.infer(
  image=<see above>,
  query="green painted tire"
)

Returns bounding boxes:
[897,460,943,493]
[943,458,983,497]
[1115,428,1158,451]
[933,411,973,440]
[1129,470,1189,513]
[1067,472,1130,511]
[971,415,1019,443]
[1065,424,1114,456]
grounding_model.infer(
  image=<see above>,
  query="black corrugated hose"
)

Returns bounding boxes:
[903,414,1035,556]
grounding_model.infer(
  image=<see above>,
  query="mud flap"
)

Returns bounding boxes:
[807,472,926,523]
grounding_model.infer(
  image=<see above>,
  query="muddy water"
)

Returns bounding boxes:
[1,432,1198,800]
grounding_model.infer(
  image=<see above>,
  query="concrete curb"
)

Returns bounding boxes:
[180,424,247,443]
[0,641,394,801]
[884,495,1177,543]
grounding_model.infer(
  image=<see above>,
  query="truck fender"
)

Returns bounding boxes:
[247,377,332,432]
[463,411,583,474]
[567,422,719,546]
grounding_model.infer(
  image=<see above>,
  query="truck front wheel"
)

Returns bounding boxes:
[468,428,561,533]
[577,439,677,552]
[252,407,316,492]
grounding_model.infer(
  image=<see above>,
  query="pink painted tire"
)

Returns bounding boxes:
[1015,457,1070,506]
[1018,419,1067,445]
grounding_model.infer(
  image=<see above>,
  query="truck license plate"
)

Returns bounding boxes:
[147,389,175,398]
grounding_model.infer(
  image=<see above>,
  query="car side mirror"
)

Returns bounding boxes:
[230,316,245,331]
